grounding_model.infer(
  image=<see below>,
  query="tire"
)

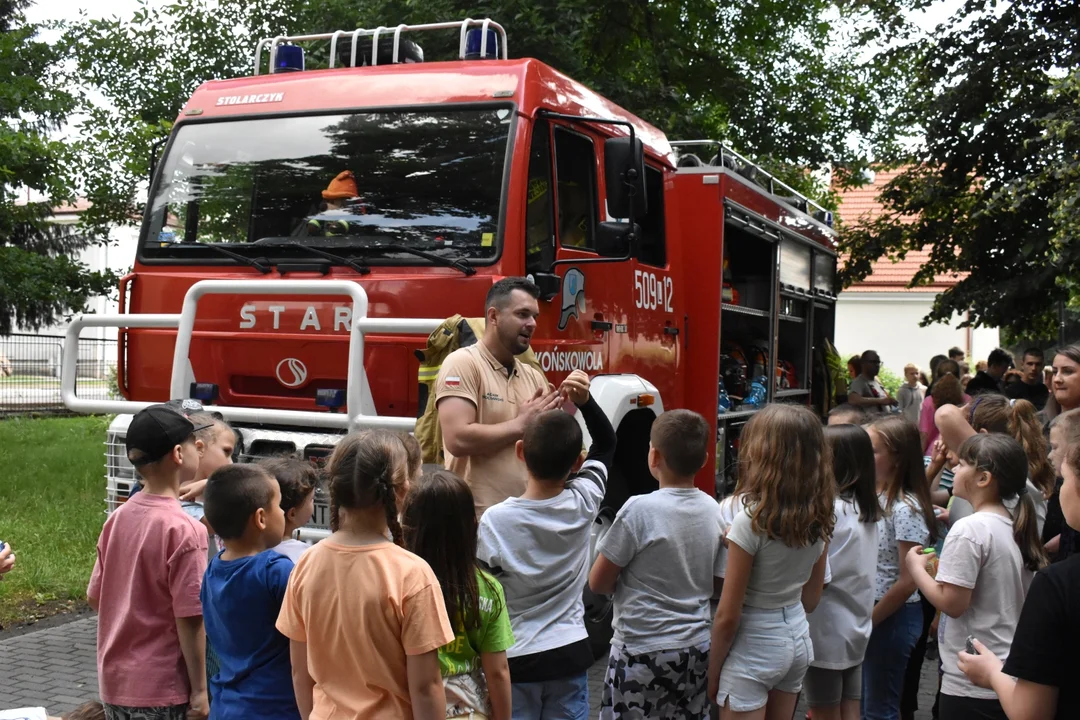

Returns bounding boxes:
[583,507,616,660]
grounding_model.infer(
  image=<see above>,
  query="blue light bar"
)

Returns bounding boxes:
[189,383,219,403]
[315,388,347,411]
[274,44,305,73]
[464,28,499,60]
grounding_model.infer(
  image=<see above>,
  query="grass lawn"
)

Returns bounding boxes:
[0,415,111,627]
[0,376,108,387]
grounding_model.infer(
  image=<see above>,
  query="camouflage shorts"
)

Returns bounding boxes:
[102,703,188,720]
[599,640,711,719]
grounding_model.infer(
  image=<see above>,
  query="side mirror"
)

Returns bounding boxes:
[596,221,639,258]
[530,272,561,302]
[604,136,647,220]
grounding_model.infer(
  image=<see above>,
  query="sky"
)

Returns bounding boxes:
[27,0,148,24]
[31,0,966,35]
[27,0,967,196]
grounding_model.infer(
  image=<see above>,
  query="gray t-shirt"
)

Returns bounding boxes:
[726,507,826,609]
[937,512,1033,699]
[850,375,889,414]
[476,459,607,658]
[598,487,724,654]
[948,480,1046,539]
[897,384,925,425]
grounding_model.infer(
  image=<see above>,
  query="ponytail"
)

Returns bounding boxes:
[958,434,1048,572]
[378,466,404,546]
[968,395,1053,500]
[1007,398,1055,499]
[1012,488,1049,572]
[327,430,409,544]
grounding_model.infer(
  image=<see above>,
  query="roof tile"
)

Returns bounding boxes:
[835,168,962,290]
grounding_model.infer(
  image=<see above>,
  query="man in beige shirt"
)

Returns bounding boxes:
[436,277,565,517]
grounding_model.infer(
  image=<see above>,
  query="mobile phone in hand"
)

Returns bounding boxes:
[965,636,979,655]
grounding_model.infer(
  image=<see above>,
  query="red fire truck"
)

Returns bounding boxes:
[61,18,839,652]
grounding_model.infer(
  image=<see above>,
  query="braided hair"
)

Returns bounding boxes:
[326,430,408,544]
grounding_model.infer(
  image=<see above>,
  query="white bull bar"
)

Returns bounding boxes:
[61,279,440,432]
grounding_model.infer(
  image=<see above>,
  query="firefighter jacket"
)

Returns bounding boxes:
[414,315,547,464]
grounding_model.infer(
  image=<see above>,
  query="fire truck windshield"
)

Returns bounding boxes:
[142,106,512,265]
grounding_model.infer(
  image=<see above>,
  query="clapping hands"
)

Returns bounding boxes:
[559,370,591,406]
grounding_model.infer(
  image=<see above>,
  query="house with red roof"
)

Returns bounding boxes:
[833,168,1000,374]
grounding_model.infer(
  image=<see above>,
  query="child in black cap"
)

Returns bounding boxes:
[88,404,214,720]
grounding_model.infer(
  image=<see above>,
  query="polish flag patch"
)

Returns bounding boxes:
[444,376,461,388]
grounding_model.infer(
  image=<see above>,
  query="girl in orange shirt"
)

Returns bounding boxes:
[276,430,454,719]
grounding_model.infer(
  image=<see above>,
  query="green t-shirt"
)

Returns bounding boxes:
[438,570,515,677]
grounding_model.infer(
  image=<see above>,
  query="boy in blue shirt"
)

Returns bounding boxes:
[200,463,299,720]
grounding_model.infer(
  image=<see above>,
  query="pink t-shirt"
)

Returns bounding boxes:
[88,492,208,707]
[919,393,972,448]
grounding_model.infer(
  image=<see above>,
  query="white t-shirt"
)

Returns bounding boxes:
[937,512,1033,699]
[598,487,724,654]
[875,493,931,603]
[807,498,879,669]
[476,459,607,658]
[725,507,826,609]
[718,494,833,583]
[274,538,310,564]
[949,481,1046,539]
[716,495,741,578]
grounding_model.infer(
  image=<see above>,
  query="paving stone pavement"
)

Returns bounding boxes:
[0,616,100,715]
[1,615,937,719]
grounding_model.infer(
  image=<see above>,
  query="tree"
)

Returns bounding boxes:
[0,0,115,334]
[839,0,1080,338]
[1040,69,1080,319]
[63,0,926,232]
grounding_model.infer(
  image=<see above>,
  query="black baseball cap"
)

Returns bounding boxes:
[126,404,214,466]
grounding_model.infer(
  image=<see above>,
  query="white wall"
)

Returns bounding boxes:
[73,225,140,340]
[836,291,1000,376]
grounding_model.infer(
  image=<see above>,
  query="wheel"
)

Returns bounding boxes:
[583,507,616,660]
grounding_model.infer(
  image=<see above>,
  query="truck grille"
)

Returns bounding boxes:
[234,427,342,533]
[105,427,139,515]
[104,417,340,534]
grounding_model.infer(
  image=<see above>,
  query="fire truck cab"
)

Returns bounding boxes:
[62,18,839,654]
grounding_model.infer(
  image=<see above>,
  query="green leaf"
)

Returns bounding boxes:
[839,1,1080,337]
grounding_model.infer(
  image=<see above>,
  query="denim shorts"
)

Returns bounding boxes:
[511,672,588,720]
[716,603,813,713]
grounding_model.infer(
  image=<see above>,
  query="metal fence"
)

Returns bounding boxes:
[0,333,118,416]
